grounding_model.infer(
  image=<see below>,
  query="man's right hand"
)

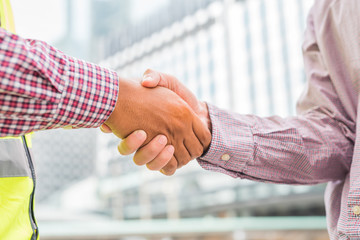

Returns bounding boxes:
[110,70,212,175]
[102,76,211,175]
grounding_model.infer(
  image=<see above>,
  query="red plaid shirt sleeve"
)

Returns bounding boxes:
[0,28,119,137]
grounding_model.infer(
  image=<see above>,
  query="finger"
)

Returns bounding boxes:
[142,69,173,91]
[133,135,168,166]
[146,145,175,171]
[117,130,147,155]
[144,69,201,113]
[142,69,161,88]
[184,132,204,159]
[100,123,112,133]
[192,114,212,153]
[160,156,178,176]
[173,144,191,169]
[158,72,199,112]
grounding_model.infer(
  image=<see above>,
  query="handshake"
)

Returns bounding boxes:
[101,69,212,176]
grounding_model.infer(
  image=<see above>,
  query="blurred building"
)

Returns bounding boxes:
[32,129,97,204]
[32,0,131,205]
[96,0,326,221]
[54,0,131,61]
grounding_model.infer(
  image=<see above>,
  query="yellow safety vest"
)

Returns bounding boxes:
[0,1,38,239]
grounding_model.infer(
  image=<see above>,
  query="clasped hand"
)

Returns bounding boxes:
[102,70,211,175]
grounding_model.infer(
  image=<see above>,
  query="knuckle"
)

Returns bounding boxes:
[193,146,204,158]
[177,156,190,168]
[202,131,211,145]
[147,143,162,156]
[143,141,163,157]
[181,105,191,117]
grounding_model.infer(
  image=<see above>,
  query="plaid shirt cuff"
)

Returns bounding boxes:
[0,28,118,136]
[49,56,119,130]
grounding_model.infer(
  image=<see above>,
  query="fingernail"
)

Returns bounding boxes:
[160,169,166,174]
[100,125,106,132]
[117,143,124,155]
[142,75,153,82]
[166,145,174,154]
[135,130,146,140]
[158,135,167,145]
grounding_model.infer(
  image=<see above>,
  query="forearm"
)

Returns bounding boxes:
[198,104,354,185]
[0,28,118,136]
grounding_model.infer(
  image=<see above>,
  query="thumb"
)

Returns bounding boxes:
[142,69,201,114]
[141,69,162,88]
[142,69,209,131]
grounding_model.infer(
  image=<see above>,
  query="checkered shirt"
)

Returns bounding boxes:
[198,0,360,239]
[0,28,119,136]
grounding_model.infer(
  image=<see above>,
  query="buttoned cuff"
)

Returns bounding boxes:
[346,188,360,235]
[197,104,254,178]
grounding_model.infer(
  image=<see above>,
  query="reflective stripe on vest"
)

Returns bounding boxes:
[0,139,36,240]
[0,1,38,239]
[0,138,32,177]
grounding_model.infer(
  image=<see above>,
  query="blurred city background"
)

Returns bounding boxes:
[12,0,329,239]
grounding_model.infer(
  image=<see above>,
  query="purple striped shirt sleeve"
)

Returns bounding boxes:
[198,103,354,185]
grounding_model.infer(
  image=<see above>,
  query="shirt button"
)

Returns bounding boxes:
[221,154,231,161]
[353,206,360,215]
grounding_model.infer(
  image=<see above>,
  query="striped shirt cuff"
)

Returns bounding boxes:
[197,104,254,178]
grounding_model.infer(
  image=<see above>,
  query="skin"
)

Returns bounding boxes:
[102,71,212,175]
[103,76,211,175]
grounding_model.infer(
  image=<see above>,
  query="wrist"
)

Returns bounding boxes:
[199,101,212,133]
[104,77,132,138]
